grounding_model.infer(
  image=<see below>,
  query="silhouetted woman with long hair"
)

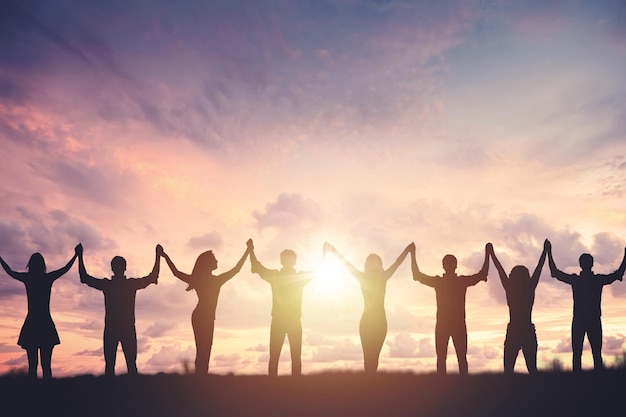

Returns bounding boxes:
[160,240,251,374]
[0,245,79,378]
[487,241,547,374]
[323,242,413,373]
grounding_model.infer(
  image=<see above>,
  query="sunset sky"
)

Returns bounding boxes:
[1,0,626,377]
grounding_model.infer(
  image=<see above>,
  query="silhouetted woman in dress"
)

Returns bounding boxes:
[324,242,413,373]
[160,240,252,374]
[0,245,79,378]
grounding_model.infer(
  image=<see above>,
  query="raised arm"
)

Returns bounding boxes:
[249,242,273,281]
[47,245,80,281]
[160,248,192,285]
[77,245,105,289]
[547,241,575,284]
[0,256,27,282]
[134,244,162,290]
[465,244,489,286]
[529,240,549,288]
[617,247,626,281]
[217,239,253,285]
[409,245,438,287]
[324,242,364,280]
[487,243,508,290]
[383,242,412,281]
[144,244,161,284]
[597,246,626,285]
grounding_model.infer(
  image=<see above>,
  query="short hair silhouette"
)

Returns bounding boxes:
[280,249,297,267]
[442,254,457,272]
[251,242,315,376]
[548,242,626,371]
[79,245,160,376]
[411,246,489,375]
[578,253,593,271]
[111,256,127,273]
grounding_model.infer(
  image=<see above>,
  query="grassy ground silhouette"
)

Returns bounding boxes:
[1,370,624,417]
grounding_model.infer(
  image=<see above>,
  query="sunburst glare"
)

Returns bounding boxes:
[309,256,351,304]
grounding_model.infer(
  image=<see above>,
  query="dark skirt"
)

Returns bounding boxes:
[17,313,60,349]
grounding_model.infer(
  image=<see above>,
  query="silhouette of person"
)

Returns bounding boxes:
[547,240,626,371]
[410,244,489,375]
[77,244,161,376]
[487,241,548,374]
[324,242,413,373]
[249,240,315,376]
[160,240,252,374]
[0,245,79,379]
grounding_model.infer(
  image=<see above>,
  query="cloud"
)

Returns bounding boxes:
[0,342,22,353]
[481,345,499,360]
[213,353,241,369]
[247,344,267,353]
[187,232,223,251]
[145,344,195,373]
[0,207,115,266]
[253,193,323,231]
[2,354,26,366]
[602,334,626,355]
[310,338,362,362]
[75,348,102,357]
[386,333,436,359]
[590,232,626,267]
[144,321,177,338]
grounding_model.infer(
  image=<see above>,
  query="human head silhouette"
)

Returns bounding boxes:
[579,253,594,272]
[442,254,457,274]
[364,254,383,274]
[280,249,297,268]
[510,265,530,283]
[111,256,127,276]
[192,251,218,276]
[27,253,46,275]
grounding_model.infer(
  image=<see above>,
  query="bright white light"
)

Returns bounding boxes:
[310,256,350,302]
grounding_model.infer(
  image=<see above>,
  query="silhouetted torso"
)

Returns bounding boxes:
[191,275,228,320]
[20,273,59,347]
[570,272,606,320]
[89,276,153,329]
[262,269,311,320]
[504,281,535,325]
[432,274,472,323]
[359,274,386,316]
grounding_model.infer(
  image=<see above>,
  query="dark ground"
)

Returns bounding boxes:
[1,370,624,417]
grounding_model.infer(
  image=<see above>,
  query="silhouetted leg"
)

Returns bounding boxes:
[40,346,53,379]
[26,348,38,379]
[269,318,286,376]
[451,322,468,375]
[192,309,214,374]
[287,321,303,376]
[435,321,449,375]
[571,319,585,372]
[120,327,138,375]
[521,324,538,373]
[361,312,387,374]
[103,328,118,376]
[503,324,518,374]
[588,318,603,370]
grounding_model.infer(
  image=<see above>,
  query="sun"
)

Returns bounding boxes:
[309,256,351,302]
